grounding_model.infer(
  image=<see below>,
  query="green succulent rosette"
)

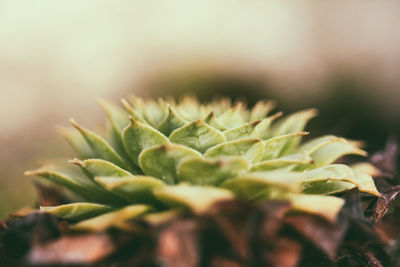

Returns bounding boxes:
[26,96,380,231]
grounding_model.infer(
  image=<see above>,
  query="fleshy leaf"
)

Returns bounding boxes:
[25,164,126,205]
[122,117,170,166]
[139,144,203,184]
[299,136,367,168]
[70,158,132,178]
[217,103,245,129]
[154,184,234,213]
[177,157,250,185]
[158,105,188,136]
[223,120,260,141]
[70,119,130,171]
[205,138,264,163]
[263,132,309,160]
[251,153,313,172]
[56,126,96,159]
[272,109,317,153]
[169,120,226,153]
[250,100,276,121]
[351,162,381,177]
[176,95,200,121]
[95,176,165,204]
[72,204,153,231]
[255,112,282,140]
[41,202,112,221]
[286,194,345,222]
[301,180,356,195]
[221,170,303,200]
[121,98,147,123]
[204,112,227,131]
[140,99,168,129]
[99,99,131,161]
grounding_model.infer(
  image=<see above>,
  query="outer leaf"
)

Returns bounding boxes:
[223,120,260,141]
[56,126,95,159]
[121,98,147,123]
[70,119,130,171]
[169,120,226,153]
[221,170,303,199]
[286,194,345,222]
[139,144,202,184]
[263,132,309,160]
[204,112,227,131]
[177,157,250,185]
[250,100,276,121]
[217,104,245,129]
[72,205,153,231]
[41,203,112,221]
[99,99,131,161]
[251,153,313,172]
[301,180,356,195]
[95,176,165,204]
[158,105,188,136]
[122,117,170,166]
[25,164,126,205]
[255,112,282,140]
[205,138,264,163]
[154,184,234,213]
[351,162,381,176]
[272,109,317,153]
[70,158,132,178]
[299,136,367,168]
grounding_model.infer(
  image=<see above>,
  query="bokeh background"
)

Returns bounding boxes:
[1,1,399,218]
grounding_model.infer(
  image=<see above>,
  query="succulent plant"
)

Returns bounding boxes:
[25,95,380,231]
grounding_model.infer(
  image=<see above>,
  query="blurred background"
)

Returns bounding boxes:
[1,1,399,218]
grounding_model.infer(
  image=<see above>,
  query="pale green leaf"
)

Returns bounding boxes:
[301,180,356,195]
[154,184,234,213]
[177,157,250,185]
[70,158,132,178]
[250,100,276,121]
[204,112,227,131]
[41,202,112,221]
[121,98,147,123]
[122,117,170,166]
[255,112,282,140]
[70,119,130,171]
[25,164,126,205]
[217,103,245,129]
[158,105,188,136]
[351,162,381,177]
[169,120,226,153]
[95,176,165,204]
[205,138,264,163]
[139,144,203,184]
[223,120,260,141]
[263,132,309,160]
[72,204,153,231]
[56,126,96,159]
[251,153,312,172]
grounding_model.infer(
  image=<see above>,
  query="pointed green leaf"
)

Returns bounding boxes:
[301,180,356,195]
[169,120,226,153]
[250,100,276,121]
[70,119,130,171]
[121,98,147,123]
[217,104,245,129]
[286,193,344,222]
[41,203,112,221]
[158,105,188,136]
[95,176,165,204]
[72,205,153,231]
[223,120,260,141]
[251,153,313,172]
[25,164,126,205]
[70,158,132,178]
[255,112,282,140]
[139,144,202,184]
[122,117,170,166]
[177,157,250,185]
[263,132,309,160]
[221,170,303,200]
[351,162,380,177]
[154,184,234,213]
[272,109,317,153]
[141,99,168,129]
[204,112,227,131]
[352,173,380,197]
[205,138,264,163]
[56,126,96,159]
[176,95,200,121]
